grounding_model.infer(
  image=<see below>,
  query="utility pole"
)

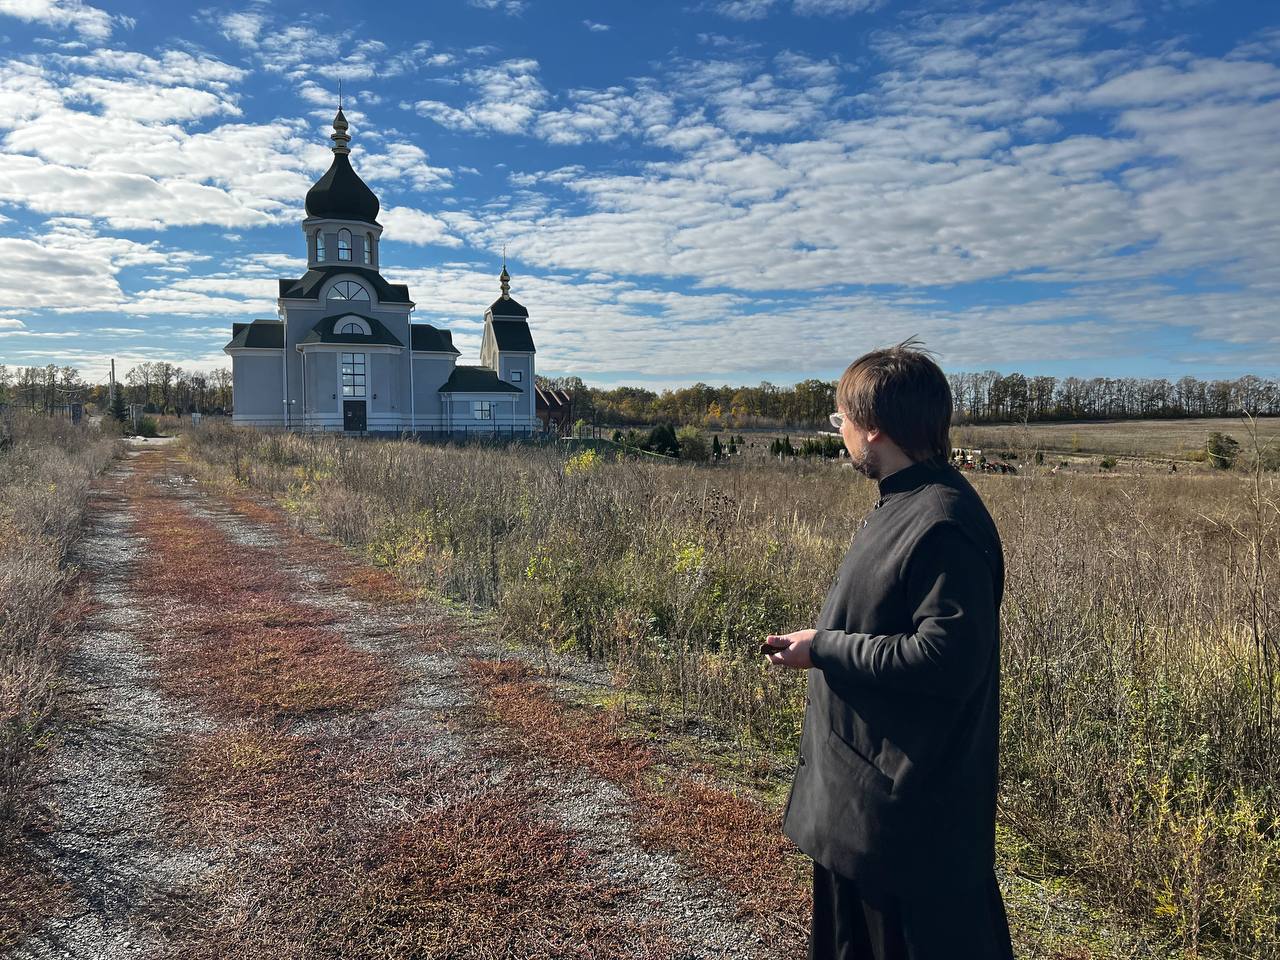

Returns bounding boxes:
[109,359,116,407]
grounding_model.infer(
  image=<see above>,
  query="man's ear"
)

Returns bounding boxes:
[865,427,882,444]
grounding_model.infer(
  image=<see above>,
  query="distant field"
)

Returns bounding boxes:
[953,416,1280,461]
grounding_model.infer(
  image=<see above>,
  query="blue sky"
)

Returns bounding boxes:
[0,0,1277,388]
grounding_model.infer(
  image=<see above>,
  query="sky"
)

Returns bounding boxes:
[0,0,1277,389]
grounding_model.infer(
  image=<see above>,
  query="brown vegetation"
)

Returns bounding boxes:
[0,415,117,944]
[470,656,809,944]
[127,453,398,719]
[184,423,1280,958]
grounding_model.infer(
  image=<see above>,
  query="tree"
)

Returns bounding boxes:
[1206,432,1239,470]
[646,423,679,457]
[711,434,723,459]
[110,384,129,423]
[676,426,709,461]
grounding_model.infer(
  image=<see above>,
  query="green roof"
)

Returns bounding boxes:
[299,312,404,347]
[439,365,523,394]
[226,320,283,350]
[412,324,460,354]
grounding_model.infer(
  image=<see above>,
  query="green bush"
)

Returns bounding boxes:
[1206,432,1240,469]
[136,416,160,438]
[676,426,709,461]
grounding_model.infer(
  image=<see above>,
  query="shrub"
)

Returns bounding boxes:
[1206,432,1240,469]
[1100,456,1117,470]
[675,427,709,462]
[1,415,116,835]
[136,416,160,438]
[645,423,679,457]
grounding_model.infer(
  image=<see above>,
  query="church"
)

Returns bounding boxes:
[225,108,538,435]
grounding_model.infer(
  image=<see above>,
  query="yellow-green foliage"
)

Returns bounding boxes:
[185,423,1280,957]
[563,449,601,476]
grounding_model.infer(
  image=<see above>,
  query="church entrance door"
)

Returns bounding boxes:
[343,400,367,433]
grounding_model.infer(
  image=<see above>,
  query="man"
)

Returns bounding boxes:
[763,341,1013,960]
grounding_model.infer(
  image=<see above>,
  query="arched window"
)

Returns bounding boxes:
[315,230,326,261]
[337,228,352,261]
[363,232,373,265]
[340,321,364,335]
[328,281,369,301]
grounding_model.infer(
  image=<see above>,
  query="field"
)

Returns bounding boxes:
[176,424,1278,958]
[5,418,1278,959]
[955,416,1280,463]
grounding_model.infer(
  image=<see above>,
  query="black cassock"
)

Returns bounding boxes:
[781,460,1014,960]
[808,862,1012,960]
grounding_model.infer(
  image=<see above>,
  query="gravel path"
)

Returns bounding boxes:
[13,453,215,960]
[11,445,781,960]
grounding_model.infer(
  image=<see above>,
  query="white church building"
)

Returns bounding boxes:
[225,108,538,436]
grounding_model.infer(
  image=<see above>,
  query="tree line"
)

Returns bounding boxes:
[541,372,1280,429]
[0,362,233,415]
[2,362,1274,427]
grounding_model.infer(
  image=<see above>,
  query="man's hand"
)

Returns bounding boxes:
[762,629,816,669]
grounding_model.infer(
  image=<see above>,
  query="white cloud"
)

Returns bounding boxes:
[380,205,464,248]
[359,142,452,191]
[0,54,381,230]
[216,10,265,48]
[67,75,240,122]
[0,0,127,41]
[412,58,549,135]
[583,20,610,32]
[0,219,200,312]
[792,0,880,15]
[716,0,777,21]
[468,0,526,12]
[1088,58,1280,106]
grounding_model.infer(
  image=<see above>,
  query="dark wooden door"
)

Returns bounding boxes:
[343,400,366,433]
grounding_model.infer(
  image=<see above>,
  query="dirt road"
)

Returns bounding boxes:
[12,444,798,960]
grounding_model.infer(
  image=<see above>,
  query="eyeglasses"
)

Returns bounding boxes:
[828,411,846,430]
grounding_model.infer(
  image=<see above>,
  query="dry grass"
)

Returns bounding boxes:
[183,423,1280,957]
[0,415,117,947]
[0,853,71,952]
[955,415,1280,462]
[127,452,398,719]
[108,447,676,959]
[469,657,810,949]
[164,725,673,960]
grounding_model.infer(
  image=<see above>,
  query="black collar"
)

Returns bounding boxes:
[878,458,945,498]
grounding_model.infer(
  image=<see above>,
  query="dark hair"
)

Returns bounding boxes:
[836,338,951,462]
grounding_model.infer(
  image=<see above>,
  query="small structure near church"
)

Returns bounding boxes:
[535,386,574,436]
[225,108,539,436]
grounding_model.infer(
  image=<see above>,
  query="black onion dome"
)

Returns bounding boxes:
[305,152,380,222]
[305,109,380,223]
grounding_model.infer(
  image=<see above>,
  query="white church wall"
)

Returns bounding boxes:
[498,353,535,419]
[231,354,285,423]
[370,353,402,415]
[412,355,454,422]
[304,352,339,415]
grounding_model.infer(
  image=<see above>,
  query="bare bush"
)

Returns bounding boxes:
[0,415,117,832]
